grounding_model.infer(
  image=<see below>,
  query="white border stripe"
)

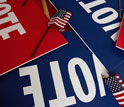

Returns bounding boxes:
[116,76,119,78]
[119,102,124,104]
[48,22,64,28]
[57,17,68,23]
[51,17,68,23]
[0,43,68,76]
[50,19,66,25]
[64,18,69,21]
[113,90,124,96]
[119,80,123,82]
[65,14,71,17]
[65,15,70,18]
[67,12,72,16]
[116,96,124,100]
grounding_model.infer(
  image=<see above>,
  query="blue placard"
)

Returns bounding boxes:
[0,31,122,107]
[50,0,124,72]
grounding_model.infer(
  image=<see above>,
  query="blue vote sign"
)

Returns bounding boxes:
[50,0,124,72]
[0,31,122,107]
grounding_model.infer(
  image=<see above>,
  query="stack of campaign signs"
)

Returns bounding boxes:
[1,0,124,107]
[1,31,124,107]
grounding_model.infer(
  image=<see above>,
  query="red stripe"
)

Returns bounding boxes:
[67,11,72,15]
[64,17,69,22]
[115,74,124,88]
[118,78,124,85]
[114,74,118,77]
[49,20,65,28]
[64,17,69,21]
[114,93,124,98]
[52,17,68,24]
[120,104,124,106]
[118,103,124,106]
[66,12,72,16]
[56,18,67,24]
[120,82,124,85]
[56,17,68,23]
[49,11,71,29]
[49,17,69,29]
[116,98,124,102]
[115,74,122,82]
[66,12,71,16]
[117,78,121,80]
[55,23,64,29]
[49,19,65,26]
[65,13,71,19]
[114,96,124,106]
[65,14,71,17]
[113,74,124,106]
[64,16,70,19]
[50,18,66,25]
[59,29,65,32]
[48,21,64,29]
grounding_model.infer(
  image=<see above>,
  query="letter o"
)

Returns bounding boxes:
[68,58,96,103]
[92,7,118,24]
[0,4,11,16]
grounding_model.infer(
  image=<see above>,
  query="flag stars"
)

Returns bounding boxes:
[104,74,124,106]
[104,75,124,93]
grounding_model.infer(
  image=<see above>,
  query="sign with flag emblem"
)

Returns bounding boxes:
[0,0,67,75]
[50,0,124,73]
[104,74,124,106]
[116,16,124,50]
[1,31,124,107]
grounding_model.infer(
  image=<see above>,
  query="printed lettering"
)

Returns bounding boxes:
[78,0,106,13]
[68,57,96,102]
[0,4,11,16]
[49,61,76,107]
[0,23,26,40]
[19,65,45,107]
[92,7,118,24]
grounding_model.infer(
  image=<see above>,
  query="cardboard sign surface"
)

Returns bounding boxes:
[0,0,67,75]
[50,0,124,72]
[0,31,122,107]
[116,16,124,50]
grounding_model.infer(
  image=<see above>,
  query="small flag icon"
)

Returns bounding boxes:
[104,74,124,106]
[31,9,72,58]
[48,9,72,32]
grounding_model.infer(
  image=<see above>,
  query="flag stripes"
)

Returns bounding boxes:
[48,9,72,32]
[104,74,124,106]
[115,74,124,88]
[113,74,124,106]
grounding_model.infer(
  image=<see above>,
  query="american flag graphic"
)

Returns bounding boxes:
[48,9,72,32]
[104,74,124,106]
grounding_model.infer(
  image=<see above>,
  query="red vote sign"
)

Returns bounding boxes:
[116,17,124,50]
[0,0,67,75]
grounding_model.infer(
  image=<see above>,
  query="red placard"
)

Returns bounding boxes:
[116,17,124,50]
[0,0,67,75]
